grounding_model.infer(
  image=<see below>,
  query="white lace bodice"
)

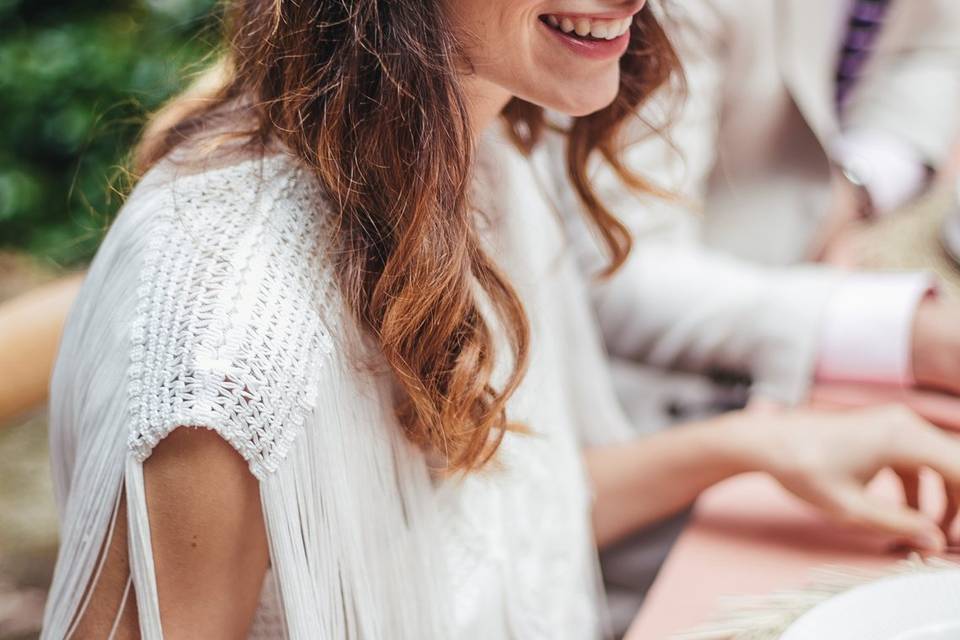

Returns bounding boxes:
[44,134,635,639]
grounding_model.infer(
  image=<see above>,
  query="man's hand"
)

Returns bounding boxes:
[810,172,872,267]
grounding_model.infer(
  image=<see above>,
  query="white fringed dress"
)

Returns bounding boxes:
[41,129,635,639]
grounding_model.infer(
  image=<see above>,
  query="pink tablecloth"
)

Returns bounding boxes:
[624,474,914,639]
[625,386,960,639]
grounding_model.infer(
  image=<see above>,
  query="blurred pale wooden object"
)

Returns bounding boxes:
[842,168,960,299]
[0,273,84,426]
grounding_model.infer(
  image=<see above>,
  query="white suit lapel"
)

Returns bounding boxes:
[775,0,847,142]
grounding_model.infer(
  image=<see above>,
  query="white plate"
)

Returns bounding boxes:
[780,570,960,640]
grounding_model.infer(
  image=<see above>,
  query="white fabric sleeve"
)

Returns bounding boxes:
[589,242,845,406]
[126,160,333,479]
[831,128,929,214]
[815,271,937,386]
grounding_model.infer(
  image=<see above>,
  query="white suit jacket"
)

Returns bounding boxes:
[691,0,960,264]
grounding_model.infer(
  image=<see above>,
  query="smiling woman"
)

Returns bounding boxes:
[21,1,960,638]
[41,0,681,638]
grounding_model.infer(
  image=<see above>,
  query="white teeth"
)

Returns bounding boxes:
[545,15,633,40]
[590,17,631,39]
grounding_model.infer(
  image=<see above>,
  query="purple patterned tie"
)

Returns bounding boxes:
[836,0,892,112]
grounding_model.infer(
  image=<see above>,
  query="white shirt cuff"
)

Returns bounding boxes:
[815,272,937,386]
[831,129,929,215]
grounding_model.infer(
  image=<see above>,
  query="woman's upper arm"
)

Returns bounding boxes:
[73,427,269,639]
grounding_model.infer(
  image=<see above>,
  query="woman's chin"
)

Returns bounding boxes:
[559,97,618,118]
[548,83,620,118]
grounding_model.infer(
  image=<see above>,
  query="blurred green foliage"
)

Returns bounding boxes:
[0,0,219,266]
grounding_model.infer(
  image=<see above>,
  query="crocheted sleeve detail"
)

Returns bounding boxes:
[126,155,336,479]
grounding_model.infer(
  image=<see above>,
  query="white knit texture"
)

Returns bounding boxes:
[127,158,333,478]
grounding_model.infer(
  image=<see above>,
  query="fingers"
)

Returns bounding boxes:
[885,408,960,478]
[896,470,958,544]
[941,476,960,544]
[886,413,960,544]
[896,469,920,511]
[829,483,945,552]
[902,429,960,532]
[790,405,960,550]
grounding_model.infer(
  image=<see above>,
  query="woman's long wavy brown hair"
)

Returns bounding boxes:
[136,0,681,472]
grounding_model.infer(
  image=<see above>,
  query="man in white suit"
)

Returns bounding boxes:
[540,0,960,632]
[549,0,960,423]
